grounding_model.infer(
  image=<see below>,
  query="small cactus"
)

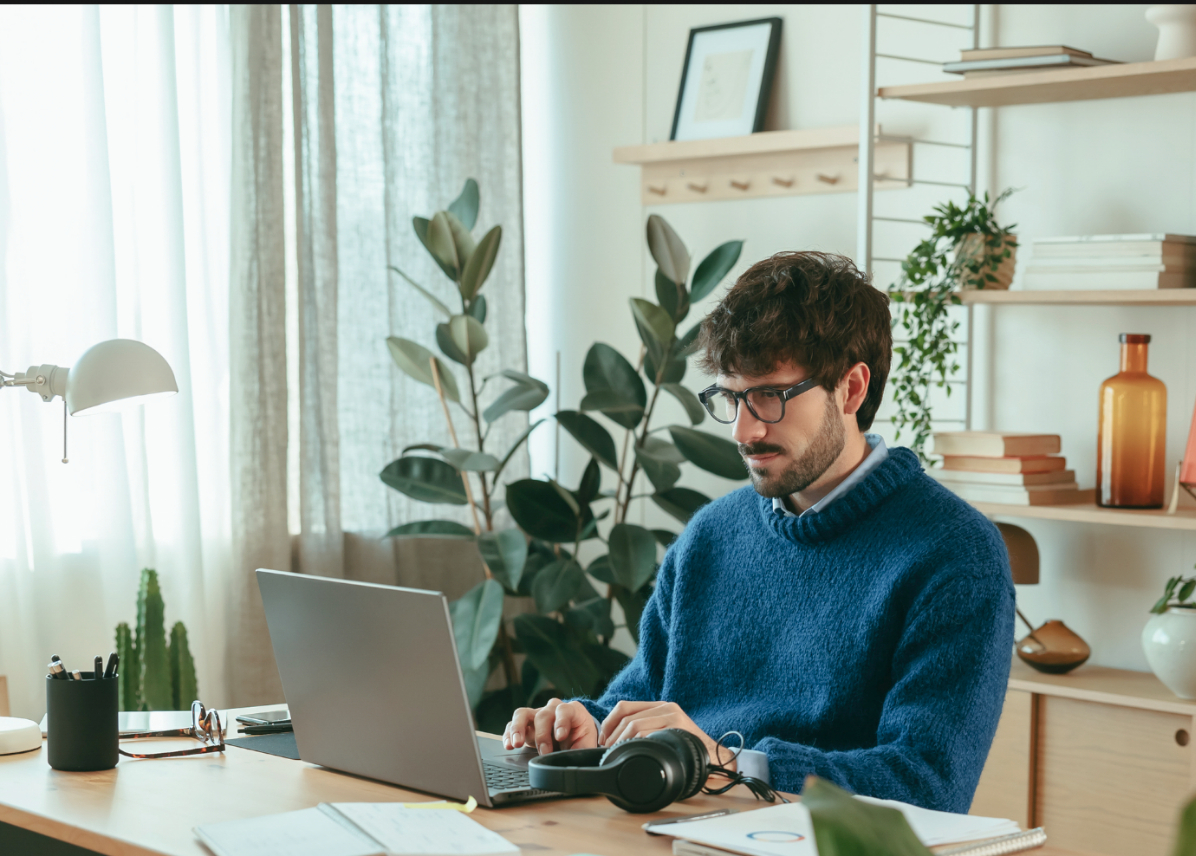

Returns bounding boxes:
[115,622,140,712]
[136,569,172,711]
[168,621,198,709]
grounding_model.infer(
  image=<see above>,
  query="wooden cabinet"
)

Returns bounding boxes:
[971,660,1196,856]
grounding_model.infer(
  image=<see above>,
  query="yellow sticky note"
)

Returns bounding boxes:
[400,795,477,813]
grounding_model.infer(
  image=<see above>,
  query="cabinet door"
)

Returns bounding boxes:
[1037,696,1193,856]
[971,689,1032,828]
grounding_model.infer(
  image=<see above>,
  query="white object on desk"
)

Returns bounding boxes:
[0,717,42,755]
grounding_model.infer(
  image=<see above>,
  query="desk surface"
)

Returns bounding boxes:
[0,707,1094,856]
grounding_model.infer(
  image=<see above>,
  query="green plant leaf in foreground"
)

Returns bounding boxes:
[447,177,480,231]
[1170,793,1196,856]
[582,342,647,430]
[426,211,461,278]
[484,370,549,423]
[556,410,618,470]
[630,297,676,364]
[460,225,501,301]
[380,456,468,504]
[440,448,500,472]
[608,522,657,593]
[386,336,460,402]
[514,613,603,697]
[669,425,748,479]
[804,776,932,856]
[449,314,489,364]
[448,579,505,672]
[533,558,585,613]
[506,478,580,543]
[690,239,743,303]
[646,213,690,287]
[385,520,476,539]
[635,444,681,493]
[478,528,528,592]
[652,486,712,524]
[661,382,705,425]
[388,266,452,317]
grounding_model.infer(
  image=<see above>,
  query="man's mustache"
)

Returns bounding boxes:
[739,442,785,457]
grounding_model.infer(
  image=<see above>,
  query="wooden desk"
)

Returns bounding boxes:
[0,708,1091,856]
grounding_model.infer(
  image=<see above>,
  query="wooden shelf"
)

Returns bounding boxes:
[958,289,1196,306]
[972,497,1196,531]
[1008,658,1196,716]
[612,126,910,205]
[879,57,1196,108]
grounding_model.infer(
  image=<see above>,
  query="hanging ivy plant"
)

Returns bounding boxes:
[888,189,1017,463]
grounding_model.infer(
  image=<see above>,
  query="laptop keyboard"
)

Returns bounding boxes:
[484,761,532,792]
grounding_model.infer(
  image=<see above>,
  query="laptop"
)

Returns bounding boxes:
[255,568,561,807]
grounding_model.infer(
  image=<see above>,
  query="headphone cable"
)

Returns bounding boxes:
[703,731,790,804]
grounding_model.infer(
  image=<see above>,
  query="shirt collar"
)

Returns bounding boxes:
[772,433,889,519]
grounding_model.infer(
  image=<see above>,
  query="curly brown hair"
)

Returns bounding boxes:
[697,251,892,430]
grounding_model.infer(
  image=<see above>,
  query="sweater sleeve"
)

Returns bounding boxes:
[754,564,1015,812]
[573,550,677,722]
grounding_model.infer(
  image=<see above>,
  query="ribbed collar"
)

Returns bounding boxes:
[760,446,924,545]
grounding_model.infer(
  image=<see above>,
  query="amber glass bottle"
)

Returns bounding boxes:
[1097,334,1167,508]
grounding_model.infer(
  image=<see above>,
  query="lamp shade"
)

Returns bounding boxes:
[65,339,178,416]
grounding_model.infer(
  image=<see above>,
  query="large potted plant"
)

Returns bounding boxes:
[889,190,1017,463]
[382,183,747,730]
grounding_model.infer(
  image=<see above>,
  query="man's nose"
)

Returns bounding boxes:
[731,404,767,445]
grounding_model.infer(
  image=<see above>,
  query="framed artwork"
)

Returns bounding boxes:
[670,17,783,142]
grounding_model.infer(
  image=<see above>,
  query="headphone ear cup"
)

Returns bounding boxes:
[598,739,686,813]
[649,729,709,800]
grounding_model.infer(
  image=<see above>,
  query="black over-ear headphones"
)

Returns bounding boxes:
[527,728,709,813]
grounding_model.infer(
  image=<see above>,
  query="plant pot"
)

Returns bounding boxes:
[1143,607,1196,698]
[955,233,1016,290]
[1147,5,1196,61]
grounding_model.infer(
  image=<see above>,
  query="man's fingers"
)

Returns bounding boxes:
[533,699,562,754]
[600,700,664,742]
[504,707,534,749]
[609,713,674,746]
[556,702,597,750]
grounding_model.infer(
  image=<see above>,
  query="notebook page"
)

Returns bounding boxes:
[328,803,519,856]
[194,806,383,856]
[855,796,1020,846]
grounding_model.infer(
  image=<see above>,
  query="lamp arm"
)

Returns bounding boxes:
[0,364,68,402]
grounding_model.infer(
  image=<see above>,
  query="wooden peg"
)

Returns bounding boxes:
[816,173,840,185]
[686,180,708,193]
[772,176,795,188]
[729,178,750,191]
[647,183,666,196]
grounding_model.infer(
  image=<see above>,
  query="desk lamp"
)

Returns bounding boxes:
[0,339,177,462]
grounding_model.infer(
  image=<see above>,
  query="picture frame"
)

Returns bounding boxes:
[670,17,783,142]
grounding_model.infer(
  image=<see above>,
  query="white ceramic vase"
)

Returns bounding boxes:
[1142,607,1196,698]
[1147,5,1196,61]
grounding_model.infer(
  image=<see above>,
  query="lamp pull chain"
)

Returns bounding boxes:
[62,399,69,464]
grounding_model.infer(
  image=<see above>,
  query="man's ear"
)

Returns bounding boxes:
[840,363,871,417]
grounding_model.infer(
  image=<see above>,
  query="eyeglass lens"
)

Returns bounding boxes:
[704,389,786,424]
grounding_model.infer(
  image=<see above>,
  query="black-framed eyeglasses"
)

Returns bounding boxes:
[697,378,822,424]
[118,700,225,759]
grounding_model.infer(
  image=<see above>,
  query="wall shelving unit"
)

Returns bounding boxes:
[957,289,1196,306]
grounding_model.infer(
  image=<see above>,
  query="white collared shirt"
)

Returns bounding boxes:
[772,433,889,519]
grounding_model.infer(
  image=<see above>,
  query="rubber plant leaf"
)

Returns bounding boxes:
[651,486,712,524]
[449,314,489,365]
[581,342,646,430]
[477,528,528,593]
[506,478,580,543]
[460,225,501,301]
[646,213,690,286]
[556,410,618,470]
[608,523,658,593]
[804,776,932,856]
[690,240,743,303]
[447,178,480,230]
[386,337,460,402]
[448,578,505,672]
[385,520,476,539]
[380,456,469,505]
[669,425,748,479]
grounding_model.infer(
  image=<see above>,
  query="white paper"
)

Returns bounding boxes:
[195,807,383,856]
[330,803,519,856]
[855,796,1019,846]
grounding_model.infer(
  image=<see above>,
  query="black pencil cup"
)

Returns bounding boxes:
[46,673,118,771]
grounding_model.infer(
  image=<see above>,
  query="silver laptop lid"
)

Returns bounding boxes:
[256,569,490,804]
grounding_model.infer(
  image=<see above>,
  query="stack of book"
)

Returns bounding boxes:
[1024,234,1196,290]
[930,432,1086,506]
[943,45,1119,78]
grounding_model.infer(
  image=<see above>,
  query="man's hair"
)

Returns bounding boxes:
[697,251,892,431]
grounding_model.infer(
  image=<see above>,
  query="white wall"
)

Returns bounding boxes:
[522,4,1196,672]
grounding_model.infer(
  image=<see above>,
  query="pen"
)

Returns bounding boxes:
[103,652,119,680]
[237,723,294,735]
[643,808,735,833]
[47,661,67,680]
[71,670,82,681]
[94,656,103,680]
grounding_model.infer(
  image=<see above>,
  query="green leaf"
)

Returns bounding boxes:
[644,348,686,385]
[386,336,460,402]
[385,520,476,539]
[630,298,676,366]
[635,444,681,493]
[582,343,647,430]
[586,554,615,584]
[467,294,487,322]
[484,370,549,423]
[449,314,488,365]
[689,240,743,303]
[388,266,452,317]
[460,225,501,301]
[494,419,546,482]
[1179,579,1196,603]
[640,437,685,464]
[448,579,505,671]
[1170,792,1196,856]
[426,211,460,278]
[805,776,933,856]
[435,323,470,365]
[566,597,615,640]
[440,448,500,472]
[578,457,601,505]
[413,216,458,282]
[506,479,580,543]
[652,487,711,524]
[556,411,618,470]
[445,211,476,271]
[614,585,652,644]
[447,178,479,230]
[478,529,527,592]
[514,614,601,697]
[380,456,468,505]
[655,270,688,323]
[669,426,748,479]
[461,661,490,710]
[652,529,677,548]
[533,559,585,613]
[646,214,690,286]
[608,523,657,593]
[676,322,703,358]
[661,383,705,425]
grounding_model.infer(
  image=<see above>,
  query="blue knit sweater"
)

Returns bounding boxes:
[579,446,1014,813]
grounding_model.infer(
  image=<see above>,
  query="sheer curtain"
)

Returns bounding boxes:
[0,6,231,718]
[228,4,527,704]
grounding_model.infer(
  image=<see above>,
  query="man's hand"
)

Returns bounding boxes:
[600,701,735,770]
[502,698,597,755]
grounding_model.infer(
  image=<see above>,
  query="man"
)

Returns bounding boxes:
[502,251,1014,812]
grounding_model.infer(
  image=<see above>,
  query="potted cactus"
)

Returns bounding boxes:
[114,569,198,711]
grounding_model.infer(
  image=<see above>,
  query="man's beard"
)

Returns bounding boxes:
[740,395,847,499]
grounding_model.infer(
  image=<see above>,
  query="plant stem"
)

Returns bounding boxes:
[463,359,495,532]
[620,381,662,523]
[430,358,485,538]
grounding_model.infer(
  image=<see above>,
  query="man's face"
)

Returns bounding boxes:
[717,361,846,499]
